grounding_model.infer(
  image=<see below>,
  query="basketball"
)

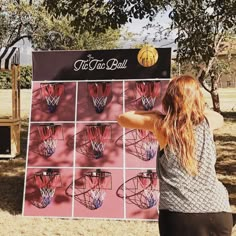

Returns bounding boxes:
[137,45,158,67]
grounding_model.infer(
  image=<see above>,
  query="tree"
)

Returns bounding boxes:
[0,0,122,50]
[167,1,236,112]
[43,0,168,34]
[0,0,36,48]
[44,0,236,112]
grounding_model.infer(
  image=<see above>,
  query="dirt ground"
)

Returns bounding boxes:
[0,89,235,236]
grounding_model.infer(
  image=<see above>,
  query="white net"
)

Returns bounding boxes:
[41,138,57,157]
[141,96,156,110]
[91,96,108,113]
[45,95,61,107]
[40,187,56,207]
[90,189,106,209]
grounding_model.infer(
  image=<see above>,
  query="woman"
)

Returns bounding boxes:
[117,75,233,236]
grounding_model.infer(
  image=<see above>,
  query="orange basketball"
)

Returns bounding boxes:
[137,45,158,67]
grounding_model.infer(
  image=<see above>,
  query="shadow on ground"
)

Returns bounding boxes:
[215,112,236,210]
[0,119,28,214]
[0,174,24,214]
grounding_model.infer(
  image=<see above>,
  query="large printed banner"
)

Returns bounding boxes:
[23,47,171,220]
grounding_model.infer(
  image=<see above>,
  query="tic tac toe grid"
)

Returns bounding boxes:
[22,48,171,220]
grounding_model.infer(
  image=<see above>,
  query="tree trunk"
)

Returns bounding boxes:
[210,74,221,113]
[210,90,221,113]
[197,68,221,113]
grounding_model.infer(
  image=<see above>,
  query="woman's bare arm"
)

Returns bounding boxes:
[117,110,167,149]
[117,110,157,132]
[204,109,224,131]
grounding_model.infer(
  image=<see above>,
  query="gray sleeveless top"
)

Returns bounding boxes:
[157,118,231,213]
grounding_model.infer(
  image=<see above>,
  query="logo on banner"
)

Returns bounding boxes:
[137,46,158,67]
[74,54,128,71]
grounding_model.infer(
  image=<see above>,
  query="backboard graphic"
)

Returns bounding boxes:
[23,48,171,220]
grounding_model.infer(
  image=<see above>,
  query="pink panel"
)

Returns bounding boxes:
[124,169,159,220]
[27,123,74,167]
[24,168,73,217]
[125,80,169,112]
[124,80,169,168]
[76,123,123,168]
[24,78,169,220]
[31,82,76,121]
[125,129,157,168]
[73,169,124,218]
[77,82,123,121]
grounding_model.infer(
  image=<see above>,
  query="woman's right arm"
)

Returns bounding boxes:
[204,109,224,131]
[117,110,167,149]
[117,110,157,132]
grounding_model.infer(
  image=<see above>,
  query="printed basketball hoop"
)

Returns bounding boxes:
[87,82,112,113]
[137,170,159,208]
[32,169,62,208]
[137,129,158,161]
[65,169,112,210]
[37,124,63,157]
[84,169,112,209]
[136,81,160,110]
[86,124,111,159]
[116,170,159,209]
[137,170,158,189]
[40,83,64,113]
[115,129,158,161]
[84,169,112,190]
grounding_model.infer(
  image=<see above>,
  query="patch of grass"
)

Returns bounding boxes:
[214,112,236,211]
[202,88,236,111]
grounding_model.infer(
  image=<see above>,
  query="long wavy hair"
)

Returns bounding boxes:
[158,75,205,175]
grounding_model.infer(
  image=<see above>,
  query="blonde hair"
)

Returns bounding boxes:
[159,75,205,175]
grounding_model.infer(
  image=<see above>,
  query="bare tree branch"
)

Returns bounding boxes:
[7,34,32,48]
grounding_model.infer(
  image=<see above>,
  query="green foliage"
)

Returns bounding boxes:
[74,29,122,50]
[0,66,32,89]
[20,66,32,89]
[43,0,166,34]
[43,0,236,66]
[0,71,11,89]
[0,14,9,48]
[0,1,37,47]
[168,0,236,65]
[0,1,122,50]
[1,0,235,111]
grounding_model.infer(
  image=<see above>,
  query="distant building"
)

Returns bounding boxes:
[217,42,236,88]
